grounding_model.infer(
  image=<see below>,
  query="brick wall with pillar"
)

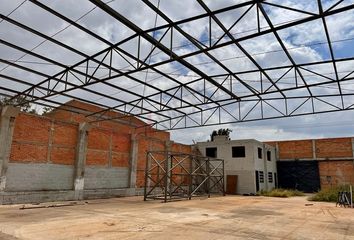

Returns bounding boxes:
[0,106,20,191]
[0,100,190,204]
[74,122,91,200]
[265,137,354,190]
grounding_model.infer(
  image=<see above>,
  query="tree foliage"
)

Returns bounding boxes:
[210,128,232,141]
[0,96,36,113]
[42,106,53,114]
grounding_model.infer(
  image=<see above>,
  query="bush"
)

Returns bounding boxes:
[258,188,305,198]
[308,185,351,202]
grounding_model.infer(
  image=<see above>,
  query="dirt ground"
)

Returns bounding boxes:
[0,195,353,240]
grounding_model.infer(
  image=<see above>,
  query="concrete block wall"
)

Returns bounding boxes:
[85,167,129,189]
[6,163,74,191]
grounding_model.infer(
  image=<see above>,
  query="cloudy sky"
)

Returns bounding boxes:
[1,0,354,144]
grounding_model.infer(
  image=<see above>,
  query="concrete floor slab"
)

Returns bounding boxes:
[0,196,353,240]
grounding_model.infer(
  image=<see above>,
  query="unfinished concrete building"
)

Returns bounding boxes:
[197,136,277,195]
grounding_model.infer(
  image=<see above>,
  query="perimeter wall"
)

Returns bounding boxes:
[0,100,192,204]
[266,138,354,189]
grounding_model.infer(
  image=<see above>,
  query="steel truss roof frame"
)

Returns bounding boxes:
[0,0,354,130]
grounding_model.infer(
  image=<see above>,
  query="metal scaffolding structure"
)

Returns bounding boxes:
[1,1,354,129]
[143,151,225,202]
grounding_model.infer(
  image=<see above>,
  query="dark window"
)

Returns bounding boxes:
[268,172,273,183]
[258,147,263,159]
[206,147,217,158]
[259,171,264,183]
[232,146,245,158]
[267,151,271,161]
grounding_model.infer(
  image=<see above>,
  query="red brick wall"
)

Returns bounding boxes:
[7,102,191,190]
[87,128,110,166]
[266,138,353,160]
[111,133,130,168]
[319,161,354,189]
[9,106,354,191]
[47,100,146,133]
[136,136,166,188]
[10,112,49,163]
[10,113,78,165]
[51,122,77,165]
[171,143,193,186]
[86,127,131,167]
[134,135,192,188]
[172,143,192,154]
[315,138,353,158]
[277,140,313,159]
[266,137,354,188]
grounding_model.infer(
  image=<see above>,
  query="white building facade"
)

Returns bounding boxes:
[196,136,277,195]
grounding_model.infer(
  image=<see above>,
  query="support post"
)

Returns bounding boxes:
[207,158,210,198]
[222,159,226,196]
[164,152,169,203]
[188,155,193,200]
[274,142,280,160]
[165,140,172,198]
[129,133,138,188]
[0,106,20,191]
[73,122,91,200]
[350,185,353,208]
[143,152,149,201]
[263,143,268,190]
[312,139,317,159]
[351,138,354,163]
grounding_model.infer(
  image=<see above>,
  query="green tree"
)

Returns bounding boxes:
[0,95,36,113]
[42,106,53,114]
[210,130,218,141]
[210,128,232,141]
